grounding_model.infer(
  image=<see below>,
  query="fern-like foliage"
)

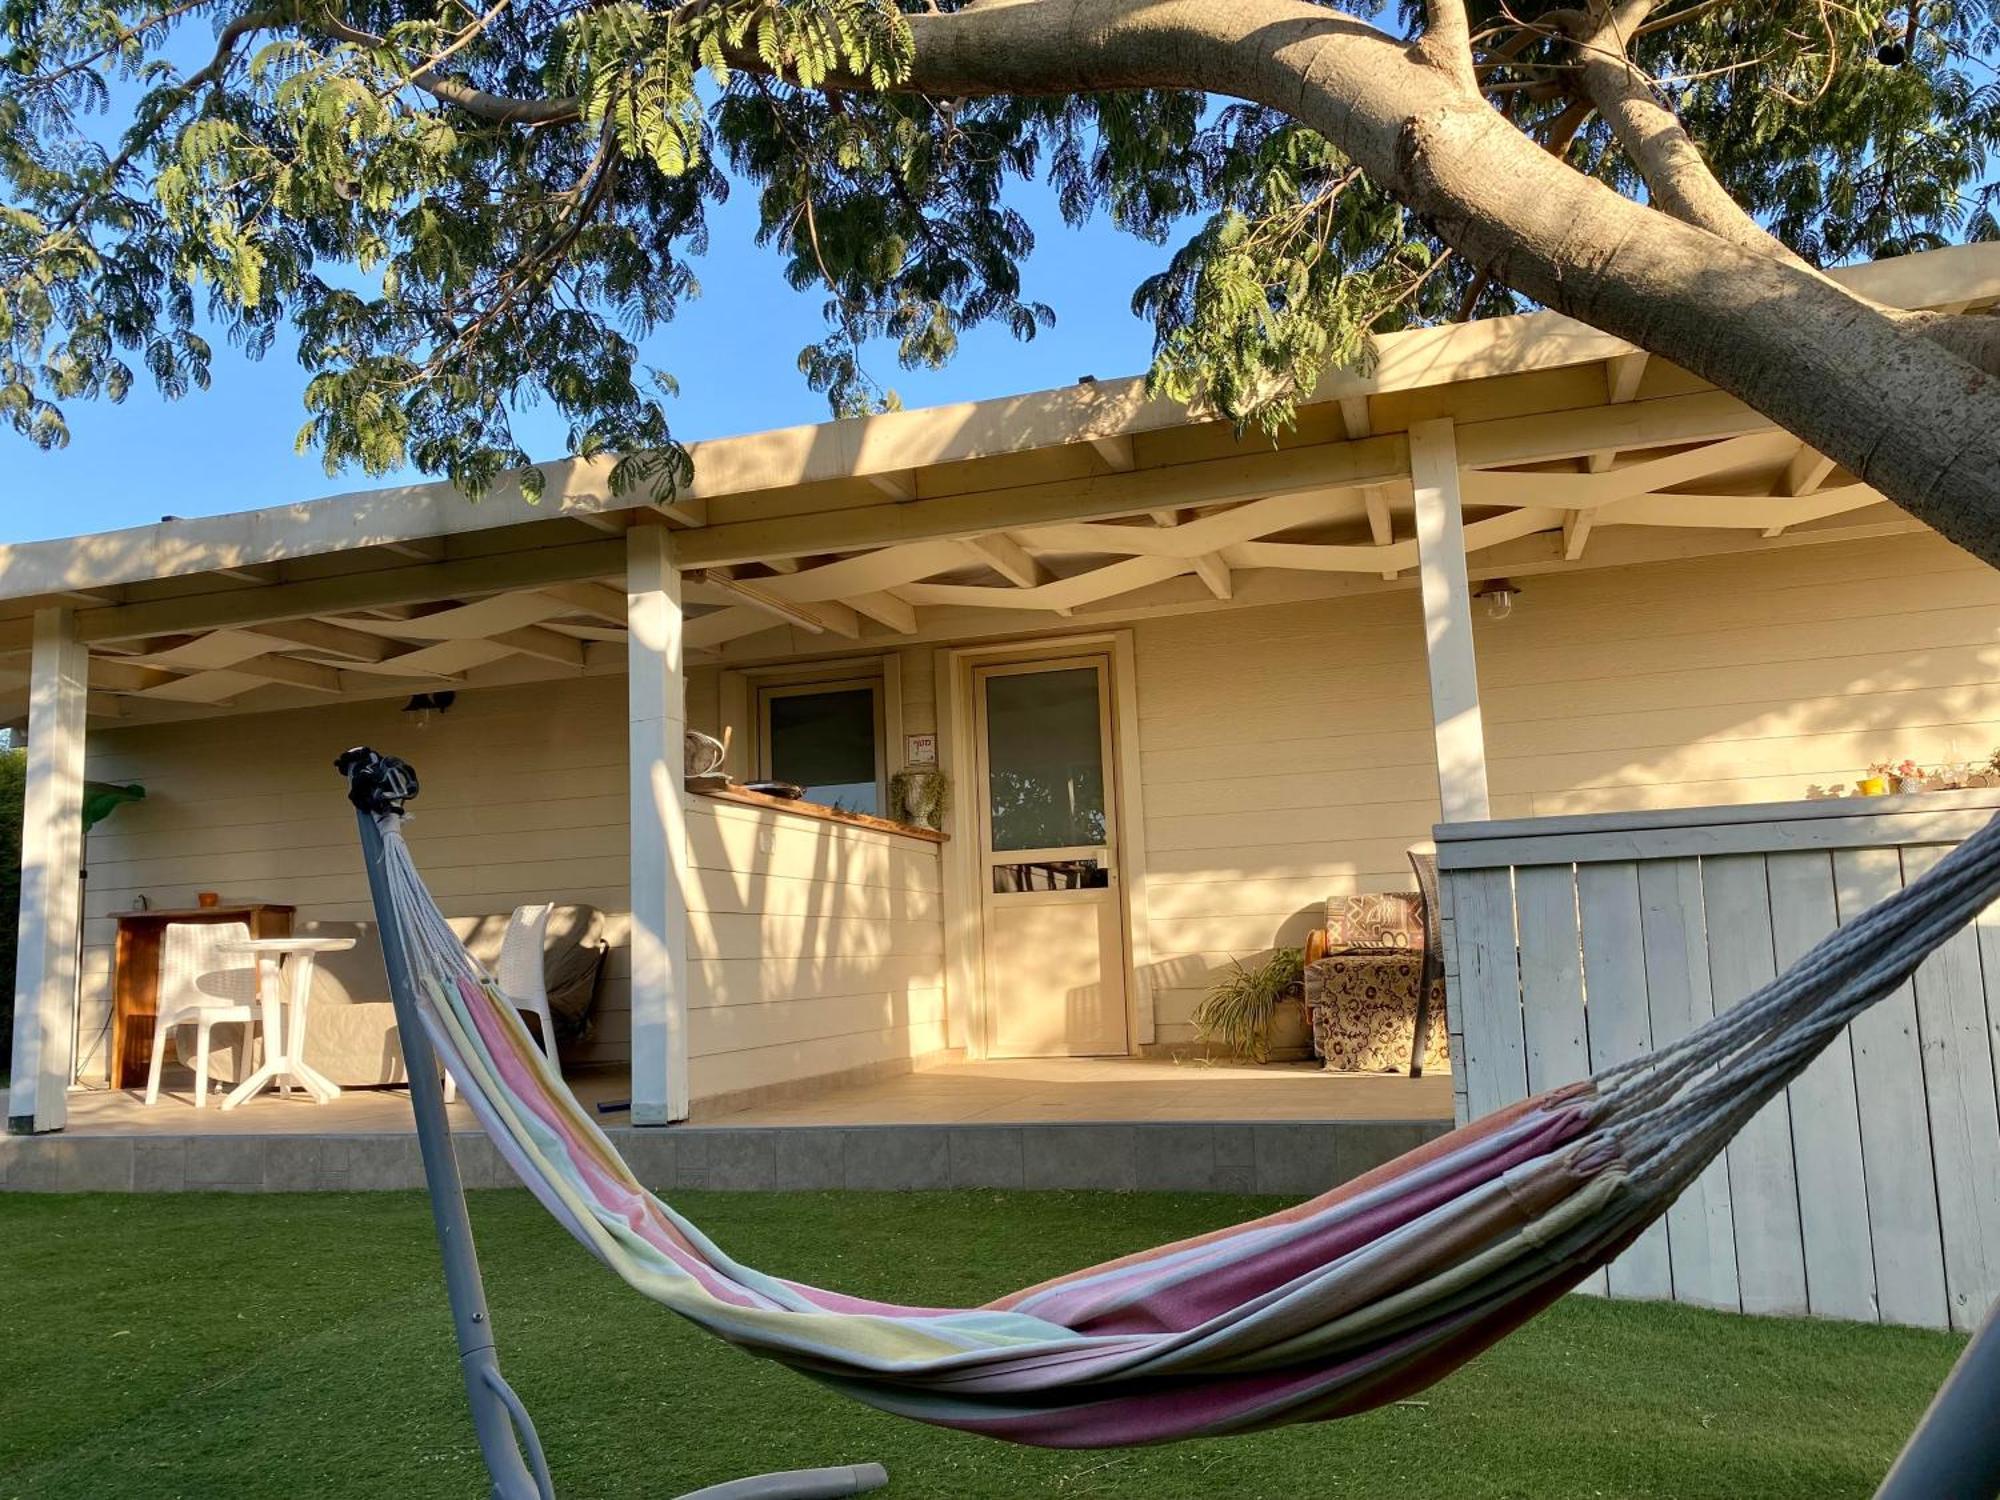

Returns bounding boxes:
[4,0,2000,497]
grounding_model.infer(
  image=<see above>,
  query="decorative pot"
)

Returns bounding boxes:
[1856,776,1890,797]
[890,769,949,831]
[1264,998,1314,1063]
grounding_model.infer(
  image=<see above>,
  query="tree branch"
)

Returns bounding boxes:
[1558,4,1805,265]
[313,11,582,124]
[1414,0,1479,91]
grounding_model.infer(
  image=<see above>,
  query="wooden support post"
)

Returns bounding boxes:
[7,609,88,1134]
[626,527,690,1125]
[1410,420,1492,823]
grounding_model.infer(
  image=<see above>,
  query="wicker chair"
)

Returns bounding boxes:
[1302,851,1449,1077]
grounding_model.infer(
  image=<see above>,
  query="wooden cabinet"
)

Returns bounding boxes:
[109,905,295,1088]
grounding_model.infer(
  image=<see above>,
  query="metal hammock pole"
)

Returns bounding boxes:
[343,749,887,1500]
[354,794,554,1500]
[1872,1296,2000,1500]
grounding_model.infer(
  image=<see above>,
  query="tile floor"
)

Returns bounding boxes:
[56,1055,1453,1137]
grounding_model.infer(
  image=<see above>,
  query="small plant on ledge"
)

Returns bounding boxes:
[889,768,950,831]
[1193,948,1306,1064]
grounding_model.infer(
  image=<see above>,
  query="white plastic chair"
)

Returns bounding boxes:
[497,903,558,1064]
[144,921,259,1107]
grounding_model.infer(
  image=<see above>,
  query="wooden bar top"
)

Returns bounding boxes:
[115,903,298,923]
[689,783,948,843]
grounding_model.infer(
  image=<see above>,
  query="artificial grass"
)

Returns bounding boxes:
[0,1189,1966,1500]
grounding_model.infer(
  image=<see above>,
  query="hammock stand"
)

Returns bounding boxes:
[337,748,2000,1500]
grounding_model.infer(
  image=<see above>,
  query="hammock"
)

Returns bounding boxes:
[334,749,2000,1497]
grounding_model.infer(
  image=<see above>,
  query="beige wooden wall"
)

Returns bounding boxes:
[75,677,946,1097]
[682,795,945,1100]
[73,530,1998,1077]
[1126,532,2000,1045]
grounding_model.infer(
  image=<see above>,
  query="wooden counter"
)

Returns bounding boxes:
[689,783,948,843]
[109,904,295,1088]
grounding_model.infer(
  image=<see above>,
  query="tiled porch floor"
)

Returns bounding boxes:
[56,1056,1452,1136]
[707,1057,1453,1126]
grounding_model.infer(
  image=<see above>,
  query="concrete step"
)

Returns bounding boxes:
[0,1117,1450,1194]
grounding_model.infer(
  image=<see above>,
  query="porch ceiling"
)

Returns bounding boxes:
[2,243,1994,724]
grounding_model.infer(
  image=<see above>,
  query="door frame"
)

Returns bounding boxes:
[936,631,1153,1060]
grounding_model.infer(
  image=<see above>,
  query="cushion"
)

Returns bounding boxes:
[1304,953,1450,1073]
[1325,891,1425,953]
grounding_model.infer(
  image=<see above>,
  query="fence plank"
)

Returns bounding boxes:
[1437,869,1471,1128]
[1577,861,1673,1300]
[1515,865,1589,1091]
[1702,853,1809,1315]
[1766,850,1877,1323]
[1454,867,1527,1122]
[1902,843,2000,1333]
[1513,863,1600,1293]
[1835,848,1949,1329]
[1637,857,1740,1311]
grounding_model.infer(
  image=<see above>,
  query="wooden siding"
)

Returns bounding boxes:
[681,794,945,1098]
[1129,532,2000,1044]
[1436,791,2000,1331]
[74,676,946,1098]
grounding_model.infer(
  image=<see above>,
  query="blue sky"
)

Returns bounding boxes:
[5,176,1175,545]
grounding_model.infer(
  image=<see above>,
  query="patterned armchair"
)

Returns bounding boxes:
[1303,848,1449,1077]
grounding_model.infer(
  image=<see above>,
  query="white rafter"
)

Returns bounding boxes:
[959,533,1049,589]
[1362,485,1397,580]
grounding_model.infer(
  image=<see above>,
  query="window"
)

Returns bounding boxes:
[757,679,885,814]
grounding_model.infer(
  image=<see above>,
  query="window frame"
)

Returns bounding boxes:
[754,674,889,814]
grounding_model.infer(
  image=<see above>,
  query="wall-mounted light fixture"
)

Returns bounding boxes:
[401,690,457,729]
[1474,578,1520,620]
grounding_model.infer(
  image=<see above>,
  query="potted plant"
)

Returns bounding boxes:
[1889,758,1929,794]
[1192,948,1308,1063]
[889,768,950,831]
[1857,762,1894,797]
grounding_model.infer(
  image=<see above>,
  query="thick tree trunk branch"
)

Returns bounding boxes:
[880,0,2000,567]
[1414,0,1479,91]
[1899,309,2000,377]
[1557,11,1802,266]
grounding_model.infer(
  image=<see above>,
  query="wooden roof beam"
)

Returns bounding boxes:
[1190,554,1233,601]
[1090,434,1136,471]
[848,591,919,634]
[1362,485,1398,580]
[960,533,1050,589]
[489,626,589,667]
[259,618,401,662]
[1585,352,1649,473]
[74,540,627,644]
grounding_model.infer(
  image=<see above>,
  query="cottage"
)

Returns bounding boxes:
[4,244,1999,1330]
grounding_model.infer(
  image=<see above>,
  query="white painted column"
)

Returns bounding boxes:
[7,609,88,1135]
[1409,418,1492,823]
[625,526,690,1125]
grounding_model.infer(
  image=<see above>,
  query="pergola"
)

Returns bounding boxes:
[6,241,1994,1135]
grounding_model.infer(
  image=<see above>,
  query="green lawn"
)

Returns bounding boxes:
[0,1190,1964,1500]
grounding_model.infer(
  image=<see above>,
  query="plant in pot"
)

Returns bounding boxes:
[1888,758,1929,794]
[1192,948,1308,1064]
[889,768,950,831]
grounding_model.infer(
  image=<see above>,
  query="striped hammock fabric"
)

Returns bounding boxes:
[368,805,2000,1451]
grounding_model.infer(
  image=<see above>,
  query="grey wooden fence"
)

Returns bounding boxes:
[1435,790,2000,1332]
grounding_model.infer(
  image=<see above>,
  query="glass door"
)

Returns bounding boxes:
[973,656,1128,1057]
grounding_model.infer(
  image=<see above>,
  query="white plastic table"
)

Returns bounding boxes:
[216,936,355,1108]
